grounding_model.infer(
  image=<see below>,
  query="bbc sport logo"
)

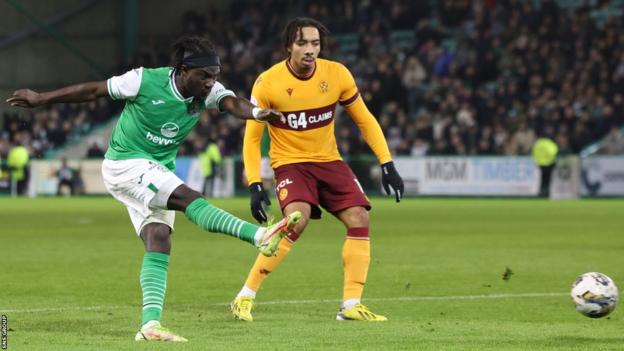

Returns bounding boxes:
[2,314,7,350]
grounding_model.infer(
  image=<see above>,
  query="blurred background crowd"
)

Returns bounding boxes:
[2,0,624,161]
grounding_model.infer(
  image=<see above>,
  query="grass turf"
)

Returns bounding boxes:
[1,197,623,350]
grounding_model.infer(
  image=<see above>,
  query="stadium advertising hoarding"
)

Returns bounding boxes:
[174,157,234,197]
[28,158,236,196]
[27,156,624,198]
[394,157,541,196]
[580,156,624,196]
[29,159,107,196]
[550,156,581,199]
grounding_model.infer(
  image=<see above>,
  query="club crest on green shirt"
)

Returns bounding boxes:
[161,122,180,138]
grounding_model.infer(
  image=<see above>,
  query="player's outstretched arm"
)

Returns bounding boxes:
[6,81,109,108]
[219,96,283,122]
[345,98,404,202]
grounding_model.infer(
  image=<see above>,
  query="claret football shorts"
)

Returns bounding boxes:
[273,160,371,219]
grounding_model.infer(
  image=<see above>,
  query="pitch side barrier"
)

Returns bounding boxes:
[21,156,624,198]
[389,155,624,198]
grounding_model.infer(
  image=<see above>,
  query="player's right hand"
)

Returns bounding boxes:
[255,108,283,122]
[249,182,271,223]
[6,89,44,108]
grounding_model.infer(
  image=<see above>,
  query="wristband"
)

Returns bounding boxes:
[252,107,261,120]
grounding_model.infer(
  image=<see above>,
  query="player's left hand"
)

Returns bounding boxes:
[381,161,404,202]
[255,108,282,122]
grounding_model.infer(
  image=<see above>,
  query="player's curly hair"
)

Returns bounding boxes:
[281,17,330,53]
[170,35,217,73]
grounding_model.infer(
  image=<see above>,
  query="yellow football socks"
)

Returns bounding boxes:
[342,227,370,301]
[244,237,294,291]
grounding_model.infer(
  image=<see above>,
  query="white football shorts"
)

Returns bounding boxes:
[101,158,184,235]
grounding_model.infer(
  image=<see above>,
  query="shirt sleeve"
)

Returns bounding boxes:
[243,120,266,185]
[250,74,271,109]
[337,63,360,106]
[107,67,143,100]
[244,74,271,184]
[204,81,236,112]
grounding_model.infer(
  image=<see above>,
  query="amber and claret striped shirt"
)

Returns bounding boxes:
[243,58,392,184]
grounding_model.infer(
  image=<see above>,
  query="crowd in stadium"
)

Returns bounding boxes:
[2,0,624,160]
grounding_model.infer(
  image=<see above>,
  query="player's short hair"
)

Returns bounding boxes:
[281,17,330,53]
[170,35,218,72]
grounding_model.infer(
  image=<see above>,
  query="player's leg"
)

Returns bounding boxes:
[102,159,187,341]
[334,206,385,321]
[139,223,171,330]
[169,184,299,256]
[539,164,555,198]
[134,221,187,342]
[231,202,311,321]
[102,159,296,340]
[231,163,318,321]
[318,161,386,321]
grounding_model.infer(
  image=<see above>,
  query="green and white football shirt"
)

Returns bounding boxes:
[105,67,235,170]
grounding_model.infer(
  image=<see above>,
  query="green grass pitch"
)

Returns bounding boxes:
[1,197,623,350]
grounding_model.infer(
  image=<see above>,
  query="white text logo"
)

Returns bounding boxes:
[285,111,333,129]
[276,178,293,191]
[146,131,176,146]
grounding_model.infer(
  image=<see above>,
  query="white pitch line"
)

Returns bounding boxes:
[246,292,569,306]
[0,306,127,313]
[0,292,568,314]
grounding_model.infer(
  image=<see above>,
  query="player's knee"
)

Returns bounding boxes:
[346,207,369,227]
[150,229,170,243]
[181,188,203,206]
[293,216,309,235]
[168,184,203,211]
[142,224,171,249]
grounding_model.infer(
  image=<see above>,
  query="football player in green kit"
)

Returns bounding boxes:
[7,36,301,342]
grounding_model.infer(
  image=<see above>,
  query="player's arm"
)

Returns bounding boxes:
[243,120,265,185]
[7,67,143,108]
[243,75,272,187]
[218,95,282,122]
[243,75,273,222]
[244,119,271,222]
[207,81,281,121]
[6,81,108,108]
[345,98,404,202]
[344,99,392,164]
[339,64,404,201]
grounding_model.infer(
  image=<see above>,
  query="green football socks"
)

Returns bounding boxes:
[184,198,259,244]
[140,252,169,325]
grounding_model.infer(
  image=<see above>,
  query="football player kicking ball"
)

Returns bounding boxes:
[7,35,301,342]
[230,18,404,322]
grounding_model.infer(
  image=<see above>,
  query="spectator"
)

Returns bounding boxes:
[86,139,106,158]
[402,55,427,118]
[0,138,9,188]
[507,121,536,155]
[55,157,78,196]
[599,125,624,155]
[199,139,222,197]
[4,0,624,161]
[7,144,30,196]
[532,137,558,198]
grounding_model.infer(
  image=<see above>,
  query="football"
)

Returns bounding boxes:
[571,272,618,318]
